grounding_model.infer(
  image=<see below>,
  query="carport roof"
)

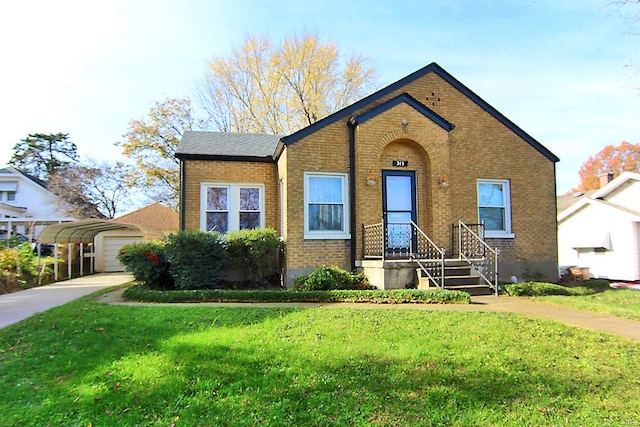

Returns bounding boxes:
[37,219,167,244]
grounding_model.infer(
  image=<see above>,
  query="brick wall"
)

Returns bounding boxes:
[182,159,280,234]
[181,69,559,285]
[283,70,558,282]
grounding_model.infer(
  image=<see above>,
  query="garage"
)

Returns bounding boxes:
[36,204,179,279]
[37,219,167,279]
[101,235,145,272]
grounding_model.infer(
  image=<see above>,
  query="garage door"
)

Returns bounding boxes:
[103,236,144,272]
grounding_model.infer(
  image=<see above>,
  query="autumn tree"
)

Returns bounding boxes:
[198,33,377,134]
[117,98,205,208]
[574,140,640,191]
[47,161,135,219]
[10,133,78,180]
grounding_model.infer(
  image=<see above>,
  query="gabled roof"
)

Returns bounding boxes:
[176,131,282,162]
[0,166,48,189]
[114,203,178,231]
[558,172,640,222]
[351,93,455,131]
[559,197,640,223]
[281,62,559,163]
[556,190,598,214]
[589,171,640,200]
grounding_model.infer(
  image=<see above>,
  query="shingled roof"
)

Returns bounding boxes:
[114,203,178,232]
[176,131,282,162]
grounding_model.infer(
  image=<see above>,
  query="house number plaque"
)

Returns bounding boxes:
[392,160,408,167]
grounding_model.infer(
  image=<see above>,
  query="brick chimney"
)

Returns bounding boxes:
[597,171,614,188]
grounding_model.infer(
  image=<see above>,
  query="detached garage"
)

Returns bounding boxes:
[96,231,146,272]
[38,204,178,277]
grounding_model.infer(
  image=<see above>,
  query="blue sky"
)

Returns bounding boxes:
[1,0,638,194]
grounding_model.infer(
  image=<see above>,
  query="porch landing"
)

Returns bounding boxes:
[359,259,492,296]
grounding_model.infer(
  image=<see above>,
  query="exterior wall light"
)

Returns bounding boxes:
[438,176,449,187]
[366,173,377,186]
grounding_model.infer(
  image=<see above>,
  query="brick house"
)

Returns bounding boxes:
[177,63,559,292]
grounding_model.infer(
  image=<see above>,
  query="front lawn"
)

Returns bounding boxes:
[533,288,640,321]
[0,296,639,426]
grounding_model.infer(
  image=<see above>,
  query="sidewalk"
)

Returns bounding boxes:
[0,273,132,329]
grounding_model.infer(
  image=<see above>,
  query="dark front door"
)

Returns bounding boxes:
[383,170,417,255]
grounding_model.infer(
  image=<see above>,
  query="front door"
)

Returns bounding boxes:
[383,170,417,255]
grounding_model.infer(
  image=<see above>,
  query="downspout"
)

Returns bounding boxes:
[179,158,186,230]
[348,116,357,271]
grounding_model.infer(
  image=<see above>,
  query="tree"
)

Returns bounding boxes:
[47,161,135,219]
[9,133,78,180]
[198,33,377,134]
[574,141,640,191]
[117,98,205,208]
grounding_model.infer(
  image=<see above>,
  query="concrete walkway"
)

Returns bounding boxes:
[0,273,132,329]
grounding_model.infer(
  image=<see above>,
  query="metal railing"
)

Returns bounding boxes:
[363,222,384,258]
[458,220,499,296]
[362,221,445,288]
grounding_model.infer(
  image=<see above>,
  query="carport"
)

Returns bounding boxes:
[38,220,166,280]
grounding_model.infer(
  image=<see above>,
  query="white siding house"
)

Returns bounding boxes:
[0,166,76,238]
[558,172,640,281]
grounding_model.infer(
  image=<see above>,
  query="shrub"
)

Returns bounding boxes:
[504,280,612,297]
[0,243,55,292]
[292,265,374,291]
[224,228,282,285]
[117,241,173,290]
[165,230,226,290]
[504,281,572,296]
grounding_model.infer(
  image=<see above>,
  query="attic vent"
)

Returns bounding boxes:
[425,92,441,107]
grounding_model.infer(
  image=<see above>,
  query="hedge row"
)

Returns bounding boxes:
[117,228,282,291]
[503,280,610,296]
[122,285,472,304]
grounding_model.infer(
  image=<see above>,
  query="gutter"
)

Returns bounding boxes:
[348,116,357,271]
[179,159,186,230]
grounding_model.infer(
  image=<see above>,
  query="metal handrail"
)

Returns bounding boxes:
[458,220,499,296]
[409,221,445,288]
[362,220,444,288]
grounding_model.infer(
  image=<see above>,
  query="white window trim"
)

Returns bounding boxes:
[304,172,350,240]
[200,182,265,232]
[477,178,514,239]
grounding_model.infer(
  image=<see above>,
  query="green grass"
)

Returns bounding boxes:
[1,296,639,426]
[534,288,640,321]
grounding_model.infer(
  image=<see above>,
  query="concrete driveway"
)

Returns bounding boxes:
[0,273,132,329]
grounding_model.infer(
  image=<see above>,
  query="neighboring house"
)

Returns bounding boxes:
[0,166,74,220]
[0,166,76,238]
[177,62,559,289]
[558,172,640,281]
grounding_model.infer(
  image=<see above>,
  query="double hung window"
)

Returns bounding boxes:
[201,184,264,233]
[477,179,513,238]
[304,172,349,239]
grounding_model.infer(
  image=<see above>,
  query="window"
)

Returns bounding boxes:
[304,172,350,239]
[477,179,513,238]
[201,183,264,233]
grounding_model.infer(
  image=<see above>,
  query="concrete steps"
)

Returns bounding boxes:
[417,259,493,296]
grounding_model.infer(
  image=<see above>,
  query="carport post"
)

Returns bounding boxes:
[90,243,95,273]
[54,240,58,281]
[80,243,84,276]
[68,243,73,279]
